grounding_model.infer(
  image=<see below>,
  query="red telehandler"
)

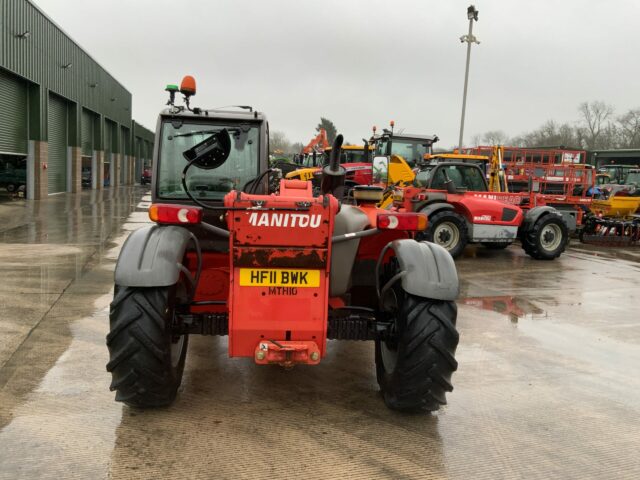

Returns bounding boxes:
[106,77,460,412]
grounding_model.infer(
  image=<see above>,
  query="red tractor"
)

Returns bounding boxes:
[106,78,460,412]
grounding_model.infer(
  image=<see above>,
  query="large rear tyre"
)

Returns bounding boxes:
[418,211,468,258]
[375,294,459,412]
[521,214,568,260]
[106,286,188,408]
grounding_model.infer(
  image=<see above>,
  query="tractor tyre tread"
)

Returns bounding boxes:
[376,295,459,412]
[521,214,568,260]
[419,210,468,258]
[106,286,187,408]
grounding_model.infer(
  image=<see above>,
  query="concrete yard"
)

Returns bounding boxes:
[0,187,639,479]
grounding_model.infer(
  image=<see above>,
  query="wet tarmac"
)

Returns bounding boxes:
[1,187,639,479]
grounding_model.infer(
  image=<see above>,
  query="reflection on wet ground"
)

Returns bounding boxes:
[1,189,640,479]
[461,295,545,322]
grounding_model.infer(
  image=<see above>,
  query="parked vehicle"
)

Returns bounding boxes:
[0,163,26,193]
[106,77,460,412]
[140,168,152,185]
[386,159,570,260]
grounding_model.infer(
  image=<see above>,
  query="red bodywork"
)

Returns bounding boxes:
[400,187,524,231]
[344,163,374,186]
[224,180,339,364]
[461,146,594,224]
[310,163,373,187]
[177,180,415,367]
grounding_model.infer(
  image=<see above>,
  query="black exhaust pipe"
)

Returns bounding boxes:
[321,134,345,198]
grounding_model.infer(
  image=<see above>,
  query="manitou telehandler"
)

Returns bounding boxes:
[375,154,570,259]
[106,77,460,412]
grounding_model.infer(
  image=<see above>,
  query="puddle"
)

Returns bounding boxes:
[461,296,545,321]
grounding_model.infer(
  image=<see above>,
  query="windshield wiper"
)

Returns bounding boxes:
[171,129,223,139]
[171,125,252,139]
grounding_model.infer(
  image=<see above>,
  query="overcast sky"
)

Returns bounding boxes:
[34,0,640,148]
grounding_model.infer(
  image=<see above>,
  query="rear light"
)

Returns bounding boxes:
[148,203,203,224]
[377,212,427,231]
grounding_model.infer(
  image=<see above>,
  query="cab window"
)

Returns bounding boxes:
[429,165,486,191]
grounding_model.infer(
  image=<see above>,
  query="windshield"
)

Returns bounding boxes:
[375,138,430,167]
[158,121,260,199]
[414,167,435,187]
[416,165,487,191]
[626,172,640,184]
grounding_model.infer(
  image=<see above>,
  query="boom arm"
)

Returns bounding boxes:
[302,128,330,154]
[488,145,508,193]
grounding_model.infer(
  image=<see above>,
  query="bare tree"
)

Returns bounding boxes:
[481,130,509,145]
[270,130,291,155]
[290,142,305,154]
[617,109,640,148]
[577,101,615,149]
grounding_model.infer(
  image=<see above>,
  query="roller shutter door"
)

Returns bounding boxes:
[120,126,128,184]
[81,109,95,156]
[105,120,115,186]
[48,94,68,194]
[135,138,143,181]
[0,69,28,155]
[104,121,113,158]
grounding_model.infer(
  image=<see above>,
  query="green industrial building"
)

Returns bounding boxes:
[588,149,640,169]
[0,0,154,200]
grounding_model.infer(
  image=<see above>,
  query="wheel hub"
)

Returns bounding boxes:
[433,222,459,250]
[540,224,562,251]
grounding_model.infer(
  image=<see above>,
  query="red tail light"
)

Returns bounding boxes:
[377,212,427,231]
[148,203,202,224]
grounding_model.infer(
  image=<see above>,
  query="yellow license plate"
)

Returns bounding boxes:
[239,268,320,287]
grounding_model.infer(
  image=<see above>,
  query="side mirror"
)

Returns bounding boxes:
[373,156,389,184]
[182,129,232,169]
[445,179,457,194]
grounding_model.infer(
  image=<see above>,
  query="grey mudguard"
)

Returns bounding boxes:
[330,205,370,297]
[420,202,454,217]
[114,225,194,287]
[521,206,559,231]
[387,239,459,301]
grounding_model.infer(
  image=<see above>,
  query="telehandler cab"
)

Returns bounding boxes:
[106,77,460,412]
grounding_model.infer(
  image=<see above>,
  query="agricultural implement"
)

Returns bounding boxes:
[106,77,460,412]
[580,169,640,246]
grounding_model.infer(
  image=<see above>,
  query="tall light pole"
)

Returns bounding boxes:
[458,5,480,149]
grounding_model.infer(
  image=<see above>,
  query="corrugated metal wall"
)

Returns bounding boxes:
[1,0,155,196]
[1,0,132,136]
[81,108,95,156]
[0,68,28,154]
[48,93,68,193]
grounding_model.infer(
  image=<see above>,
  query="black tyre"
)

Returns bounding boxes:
[481,241,512,250]
[418,211,468,258]
[521,214,568,260]
[375,294,459,412]
[106,285,188,407]
[6,183,16,193]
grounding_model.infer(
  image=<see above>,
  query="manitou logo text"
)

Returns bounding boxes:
[248,212,322,228]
